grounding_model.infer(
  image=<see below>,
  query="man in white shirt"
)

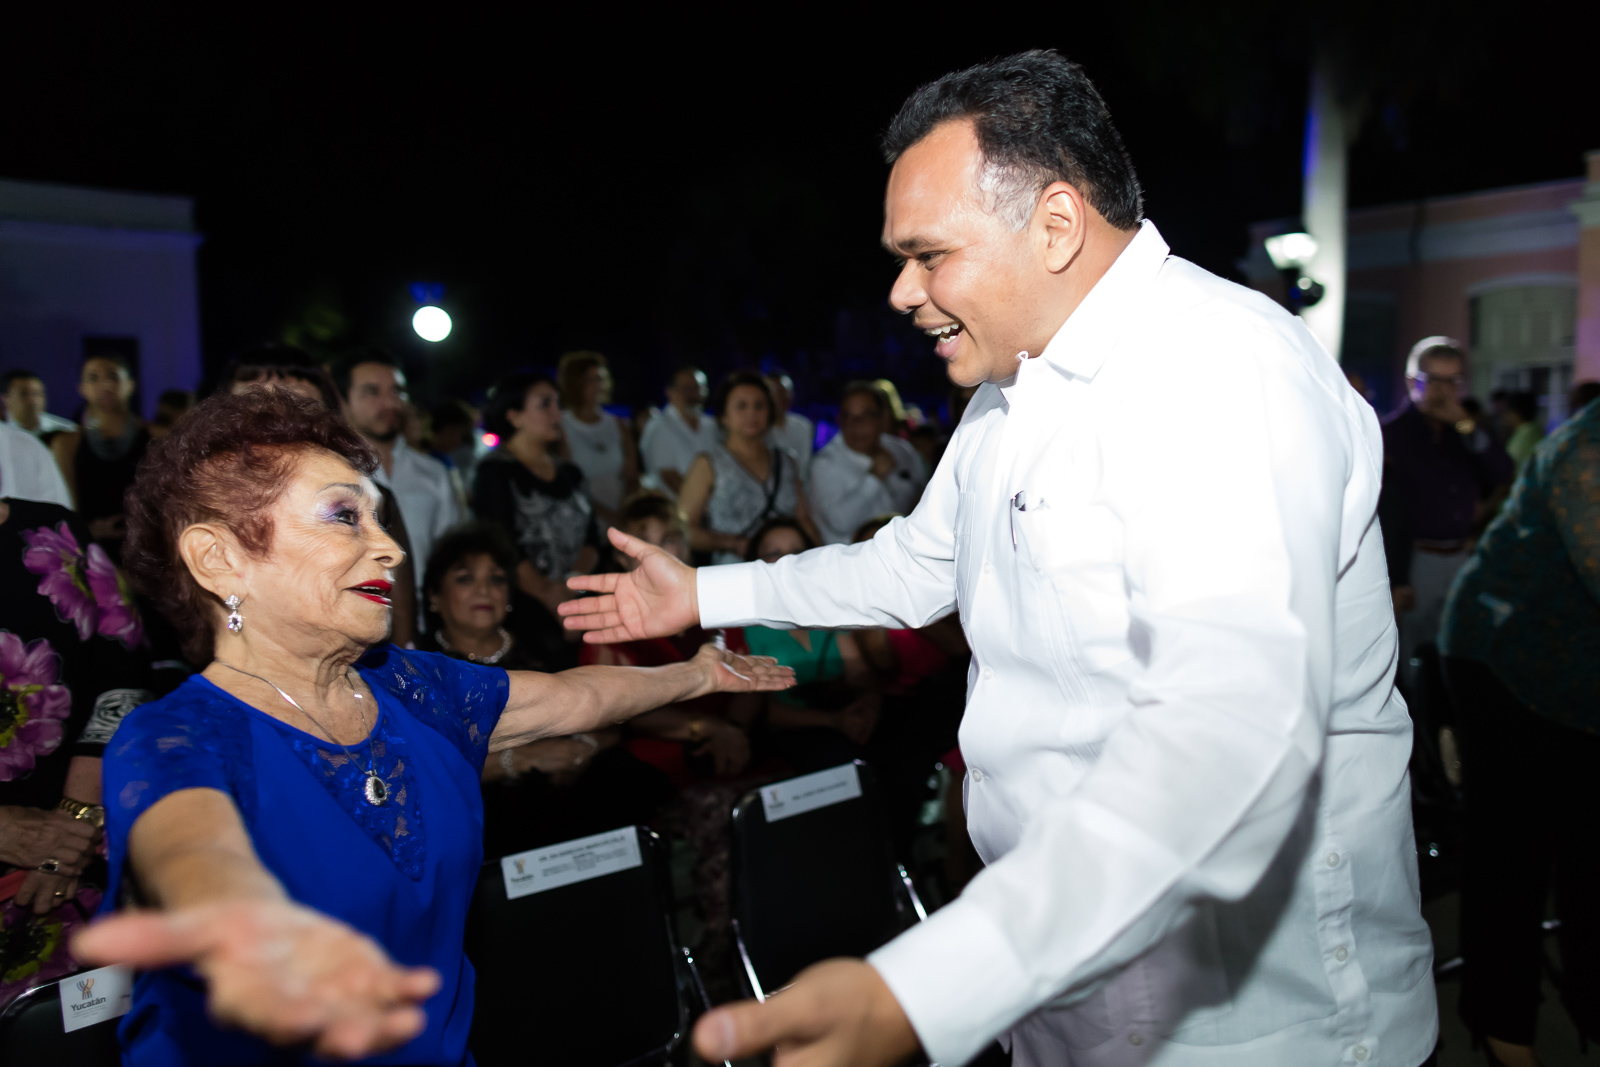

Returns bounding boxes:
[3,369,79,440]
[765,368,816,479]
[339,356,460,600]
[0,417,74,507]
[565,51,1436,1067]
[638,366,720,495]
[810,381,928,544]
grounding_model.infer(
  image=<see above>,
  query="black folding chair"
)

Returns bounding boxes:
[0,975,122,1064]
[464,825,711,1067]
[730,760,926,1000]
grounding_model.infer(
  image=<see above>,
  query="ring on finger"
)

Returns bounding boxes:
[37,858,61,873]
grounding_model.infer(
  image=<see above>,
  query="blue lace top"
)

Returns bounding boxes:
[101,645,510,1066]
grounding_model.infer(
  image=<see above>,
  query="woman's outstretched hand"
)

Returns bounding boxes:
[73,899,440,1061]
[692,643,795,696]
[560,527,699,643]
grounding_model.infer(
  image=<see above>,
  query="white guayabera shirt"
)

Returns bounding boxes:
[697,222,1437,1067]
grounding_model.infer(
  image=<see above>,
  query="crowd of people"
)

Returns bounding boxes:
[0,342,974,1022]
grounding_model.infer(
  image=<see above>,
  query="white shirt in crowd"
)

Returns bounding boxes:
[767,412,816,481]
[4,411,78,439]
[808,431,927,545]
[638,404,720,495]
[0,419,73,508]
[562,409,628,513]
[371,437,460,597]
[698,222,1435,1067]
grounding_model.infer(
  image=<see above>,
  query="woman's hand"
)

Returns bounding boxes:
[0,805,98,873]
[15,871,80,915]
[691,643,796,697]
[695,720,752,777]
[74,899,441,1062]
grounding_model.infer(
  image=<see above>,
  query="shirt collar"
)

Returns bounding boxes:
[1036,219,1170,382]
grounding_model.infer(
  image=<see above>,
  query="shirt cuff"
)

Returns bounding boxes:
[867,897,1034,1067]
[695,562,761,628]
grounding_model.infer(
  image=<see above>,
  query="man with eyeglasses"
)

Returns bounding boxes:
[1379,337,1512,692]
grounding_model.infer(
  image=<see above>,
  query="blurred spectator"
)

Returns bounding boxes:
[473,372,600,668]
[558,351,639,526]
[1571,380,1600,418]
[1438,396,1600,1065]
[0,419,73,508]
[417,522,658,858]
[1501,391,1545,473]
[638,365,719,495]
[947,382,979,429]
[336,354,460,604]
[429,399,482,486]
[873,378,910,436]
[219,346,417,646]
[0,496,152,1006]
[51,352,148,559]
[908,423,941,473]
[765,367,815,480]
[1378,336,1512,690]
[147,389,194,442]
[736,518,876,768]
[681,371,819,563]
[810,381,928,545]
[2,370,76,443]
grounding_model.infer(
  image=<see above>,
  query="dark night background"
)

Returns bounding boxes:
[3,3,1592,417]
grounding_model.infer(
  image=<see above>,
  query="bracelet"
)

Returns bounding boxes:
[57,796,105,830]
[686,719,709,743]
[498,749,520,780]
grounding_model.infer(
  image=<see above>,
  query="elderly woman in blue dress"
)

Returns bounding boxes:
[71,390,792,1065]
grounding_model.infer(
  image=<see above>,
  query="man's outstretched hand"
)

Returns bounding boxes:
[560,527,700,643]
[693,958,920,1067]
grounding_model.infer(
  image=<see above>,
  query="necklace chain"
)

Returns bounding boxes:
[213,660,389,805]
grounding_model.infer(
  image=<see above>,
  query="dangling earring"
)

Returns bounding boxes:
[225,595,245,633]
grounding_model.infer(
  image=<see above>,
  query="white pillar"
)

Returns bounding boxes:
[1300,51,1348,362]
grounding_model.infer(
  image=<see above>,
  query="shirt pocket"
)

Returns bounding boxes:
[1012,504,1134,682]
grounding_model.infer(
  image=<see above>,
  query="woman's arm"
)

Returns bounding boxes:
[74,787,438,1061]
[490,643,792,751]
[681,455,745,556]
[792,473,824,547]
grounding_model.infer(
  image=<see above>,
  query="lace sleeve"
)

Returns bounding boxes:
[361,646,510,773]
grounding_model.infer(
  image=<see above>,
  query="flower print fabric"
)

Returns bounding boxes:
[21,522,97,641]
[0,633,71,781]
[85,543,143,648]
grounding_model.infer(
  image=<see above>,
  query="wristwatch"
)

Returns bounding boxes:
[57,796,105,830]
[499,749,521,780]
[1454,417,1476,435]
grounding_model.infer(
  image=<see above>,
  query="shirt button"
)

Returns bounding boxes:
[1128,1033,1143,1047]
[971,768,985,783]
[981,666,994,680]
[1334,946,1349,963]
[1354,1045,1369,1061]
[1326,852,1340,867]
[982,561,994,575]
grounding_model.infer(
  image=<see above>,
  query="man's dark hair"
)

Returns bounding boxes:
[840,380,889,416]
[1507,391,1539,423]
[882,49,1143,231]
[332,349,403,401]
[217,344,341,410]
[1,369,42,392]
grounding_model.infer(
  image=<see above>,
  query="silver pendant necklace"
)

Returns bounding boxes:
[215,660,389,805]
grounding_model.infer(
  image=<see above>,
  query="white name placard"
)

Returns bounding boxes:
[501,827,642,900]
[59,964,133,1033]
[760,763,862,822]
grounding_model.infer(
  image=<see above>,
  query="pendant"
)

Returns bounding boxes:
[364,773,388,805]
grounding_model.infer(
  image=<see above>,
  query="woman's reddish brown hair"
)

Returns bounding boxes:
[123,389,379,663]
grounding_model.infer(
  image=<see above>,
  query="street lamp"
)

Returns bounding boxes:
[412,305,452,342]
[1263,231,1324,311]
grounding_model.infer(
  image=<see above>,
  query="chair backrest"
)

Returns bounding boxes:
[0,978,122,1064]
[464,825,689,1067]
[730,761,910,995]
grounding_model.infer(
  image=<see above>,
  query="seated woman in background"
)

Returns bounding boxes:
[419,522,671,857]
[558,351,639,529]
[735,517,877,771]
[74,390,791,1065]
[472,372,601,670]
[680,370,821,565]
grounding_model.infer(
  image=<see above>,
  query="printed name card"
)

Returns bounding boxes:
[760,763,862,822]
[501,827,643,900]
[59,964,133,1033]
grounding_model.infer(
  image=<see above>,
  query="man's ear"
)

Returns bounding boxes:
[1035,181,1089,274]
[177,523,248,603]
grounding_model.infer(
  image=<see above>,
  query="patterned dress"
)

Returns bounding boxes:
[704,445,800,565]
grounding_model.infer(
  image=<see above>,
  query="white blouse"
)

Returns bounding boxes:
[561,409,626,513]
